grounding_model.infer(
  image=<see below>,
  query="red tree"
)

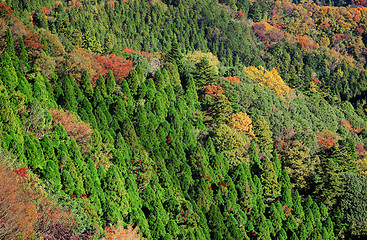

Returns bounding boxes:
[93,54,133,82]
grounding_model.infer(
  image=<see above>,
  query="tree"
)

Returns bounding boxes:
[166,41,183,66]
[207,204,228,240]
[283,140,311,190]
[103,221,141,240]
[209,94,233,124]
[105,71,116,95]
[79,70,94,99]
[0,52,18,92]
[103,165,129,222]
[50,108,93,145]
[229,112,255,137]
[253,116,273,152]
[261,157,281,202]
[193,59,219,87]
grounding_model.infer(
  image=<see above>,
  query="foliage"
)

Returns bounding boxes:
[50,108,93,145]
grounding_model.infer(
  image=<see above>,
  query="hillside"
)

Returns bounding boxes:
[1,0,367,239]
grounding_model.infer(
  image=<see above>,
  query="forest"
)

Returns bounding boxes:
[2,0,367,239]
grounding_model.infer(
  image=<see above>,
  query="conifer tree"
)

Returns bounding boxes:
[4,28,16,62]
[269,203,283,234]
[0,52,18,92]
[61,170,75,195]
[292,190,305,220]
[207,204,228,240]
[193,59,219,87]
[261,157,281,201]
[80,70,94,99]
[103,165,129,217]
[166,41,183,67]
[18,36,29,71]
[106,70,116,95]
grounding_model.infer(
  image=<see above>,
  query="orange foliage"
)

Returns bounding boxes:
[310,77,320,85]
[103,221,141,240]
[68,0,82,8]
[93,54,133,82]
[340,119,363,134]
[283,205,291,218]
[42,6,51,16]
[0,161,76,239]
[229,112,255,136]
[317,129,338,149]
[223,76,241,84]
[24,30,46,50]
[297,36,309,52]
[0,162,38,239]
[356,143,366,159]
[50,108,93,144]
[200,84,224,97]
[108,1,115,9]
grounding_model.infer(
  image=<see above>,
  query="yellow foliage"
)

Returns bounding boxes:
[229,112,255,137]
[243,66,293,102]
[185,51,220,73]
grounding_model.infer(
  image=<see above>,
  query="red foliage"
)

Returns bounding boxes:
[0,3,13,15]
[342,33,350,39]
[200,84,224,97]
[354,0,367,6]
[320,21,331,29]
[41,223,93,240]
[253,22,285,48]
[274,138,290,155]
[108,1,115,8]
[122,47,150,59]
[220,181,227,187]
[93,54,132,82]
[357,28,365,35]
[332,34,341,44]
[223,76,241,84]
[0,162,78,239]
[68,0,82,8]
[340,119,363,134]
[13,167,28,177]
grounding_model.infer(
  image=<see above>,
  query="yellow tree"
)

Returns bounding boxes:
[229,112,255,137]
[243,66,293,102]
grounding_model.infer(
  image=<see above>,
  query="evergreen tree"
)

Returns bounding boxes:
[193,59,219,87]
[80,70,94,99]
[261,157,281,202]
[106,70,116,95]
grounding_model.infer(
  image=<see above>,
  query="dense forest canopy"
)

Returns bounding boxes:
[2,0,367,239]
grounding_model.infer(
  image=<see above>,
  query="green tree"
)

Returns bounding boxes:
[253,116,273,152]
[193,59,219,87]
[80,70,94,99]
[261,157,281,202]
